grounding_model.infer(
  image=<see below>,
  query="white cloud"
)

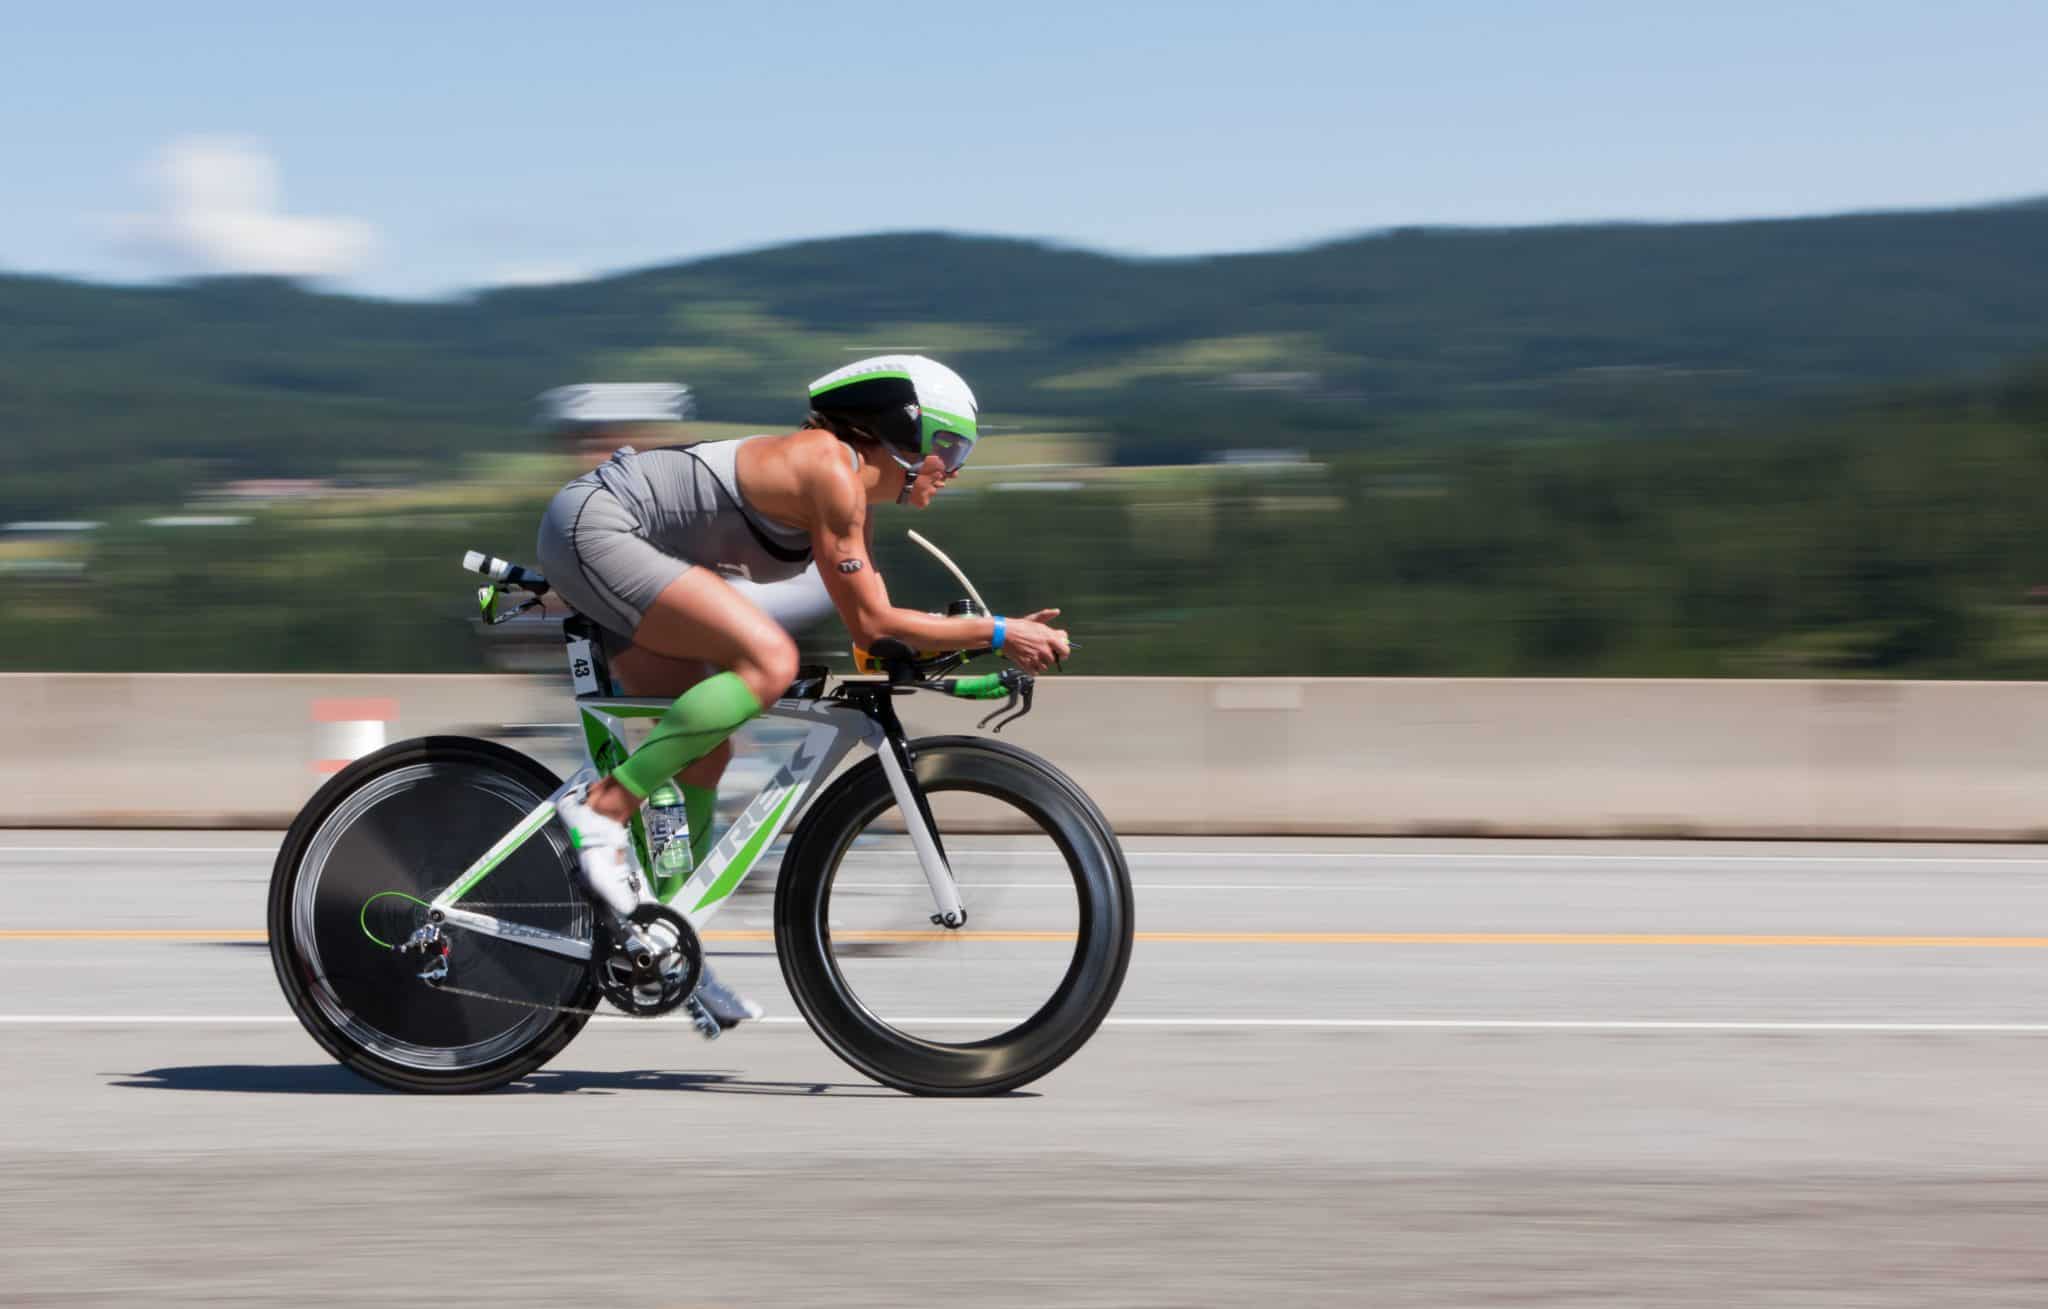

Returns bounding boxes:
[114,136,374,278]
[483,262,592,289]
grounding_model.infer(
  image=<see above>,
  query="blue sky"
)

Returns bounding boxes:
[4,0,2043,298]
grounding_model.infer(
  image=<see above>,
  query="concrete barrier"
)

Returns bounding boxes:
[4,673,2046,838]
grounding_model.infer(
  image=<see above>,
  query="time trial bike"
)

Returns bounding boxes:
[267,547,1134,1096]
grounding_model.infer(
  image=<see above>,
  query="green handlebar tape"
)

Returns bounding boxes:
[611,671,763,799]
[951,673,1010,701]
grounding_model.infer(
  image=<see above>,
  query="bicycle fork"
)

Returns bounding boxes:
[874,731,967,929]
[860,690,967,930]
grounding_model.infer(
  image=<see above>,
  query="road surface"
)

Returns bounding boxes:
[6,833,2048,1305]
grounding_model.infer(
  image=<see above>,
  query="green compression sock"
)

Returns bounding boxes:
[683,782,718,867]
[610,672,763,800]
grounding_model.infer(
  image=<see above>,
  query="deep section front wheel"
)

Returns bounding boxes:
[774,736,1134,1096]
[268,736,597,1093]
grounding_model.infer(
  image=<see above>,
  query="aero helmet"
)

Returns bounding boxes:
[807,355,980,487]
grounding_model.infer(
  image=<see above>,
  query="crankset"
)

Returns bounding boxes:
[591,903,704,1018]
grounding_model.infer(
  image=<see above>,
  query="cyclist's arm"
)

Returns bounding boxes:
[807,451,994,651]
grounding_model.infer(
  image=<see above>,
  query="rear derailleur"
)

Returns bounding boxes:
[396,923,451,983]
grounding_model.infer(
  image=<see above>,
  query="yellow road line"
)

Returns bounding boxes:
[798,931,2048,947]
[12,928,2048,948]
[1137,932,2048,947]
[0,929,269,941]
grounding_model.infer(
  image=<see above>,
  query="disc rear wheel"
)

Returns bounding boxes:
[269,736,597,1093]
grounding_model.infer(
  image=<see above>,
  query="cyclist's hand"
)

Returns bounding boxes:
[1004,609,1070,673]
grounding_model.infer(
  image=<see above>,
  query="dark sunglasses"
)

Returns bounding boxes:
[928,428,977,473]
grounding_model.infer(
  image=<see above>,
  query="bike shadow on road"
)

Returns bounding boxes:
[103,1065,969,1098]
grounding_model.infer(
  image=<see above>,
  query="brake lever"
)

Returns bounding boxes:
[490,597,544,626]
[976,672,1035,733]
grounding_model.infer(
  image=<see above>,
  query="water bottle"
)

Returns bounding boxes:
[645,783,695,877]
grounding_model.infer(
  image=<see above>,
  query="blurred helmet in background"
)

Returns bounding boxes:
[807,355,979,473]
[537,382,696,466]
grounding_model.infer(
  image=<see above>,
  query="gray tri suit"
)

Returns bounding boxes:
[535,438,842,651]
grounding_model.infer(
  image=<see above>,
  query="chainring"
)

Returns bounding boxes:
[591,903,704,1018]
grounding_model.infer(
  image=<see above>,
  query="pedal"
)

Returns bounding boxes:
[684,995,722,1040]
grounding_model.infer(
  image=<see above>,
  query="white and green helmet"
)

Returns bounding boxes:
[807,355,980,475]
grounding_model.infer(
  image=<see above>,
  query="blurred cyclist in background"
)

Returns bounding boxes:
[535,356,1071,1032]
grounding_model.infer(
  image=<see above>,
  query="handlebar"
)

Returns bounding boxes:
[462,551,549,594]
[462,550,550,627]
[845,643,1036,731]
[948,672,1011,701]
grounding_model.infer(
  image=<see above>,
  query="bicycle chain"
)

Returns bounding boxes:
[425,975,720,1034]
[424,977,615,1018]
[416,912,719,1031]
[399,897,607,1014]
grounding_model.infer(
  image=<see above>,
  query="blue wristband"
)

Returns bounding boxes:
[990,616,1006,650]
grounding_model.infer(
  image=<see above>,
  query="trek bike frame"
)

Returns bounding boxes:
[426,555,1024,965]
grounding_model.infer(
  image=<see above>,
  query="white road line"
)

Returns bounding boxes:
[0,848,280,856]
[9,1015,2048,1033]
[0,1016,296,1024]
[1100,1019,2048,1032]
[10,847,2048,868]
[1095,853,2048,866]
[833,882,1359,891]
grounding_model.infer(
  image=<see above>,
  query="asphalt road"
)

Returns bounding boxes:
[9,833,2048,1305]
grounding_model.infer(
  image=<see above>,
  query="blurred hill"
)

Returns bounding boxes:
[5,200,2048,516]
[10,356,2048,678]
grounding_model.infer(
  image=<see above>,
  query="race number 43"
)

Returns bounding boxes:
[566,637,601,695]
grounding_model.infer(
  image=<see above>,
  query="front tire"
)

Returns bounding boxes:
[268,736,598,1093]
[774,736,1134,1096]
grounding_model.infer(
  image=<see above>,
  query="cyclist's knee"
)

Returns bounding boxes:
[735,634,799,705]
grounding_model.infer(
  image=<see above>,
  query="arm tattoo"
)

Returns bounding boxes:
[837,559,864,574]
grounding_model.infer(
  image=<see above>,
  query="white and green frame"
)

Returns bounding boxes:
[420,690,965,964]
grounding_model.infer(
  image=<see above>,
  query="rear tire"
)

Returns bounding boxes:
[268,736,598,1093]
[774,736,1134,1096]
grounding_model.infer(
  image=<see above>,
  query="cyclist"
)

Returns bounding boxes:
[534,355,1071,1031]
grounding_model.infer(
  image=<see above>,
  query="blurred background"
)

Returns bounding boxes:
[6,2,2048,682]
[14,7,2048,1307]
